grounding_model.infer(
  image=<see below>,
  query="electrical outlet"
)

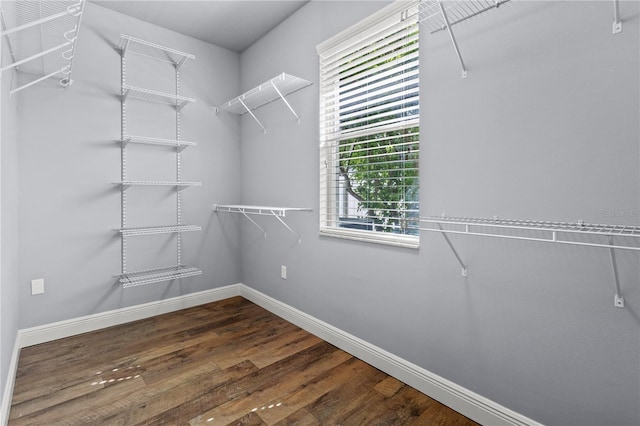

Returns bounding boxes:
[281,265,287,280]
[31,279,44,295]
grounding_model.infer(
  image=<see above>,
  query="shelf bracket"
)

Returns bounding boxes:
[240,209,267,238]
[608,237,625,308]
[271,210,303,244]
[612,0,622,34]
[270,80,300,123]
[437,222,468,276]
[438,0,468,79]
[239,98,267,134]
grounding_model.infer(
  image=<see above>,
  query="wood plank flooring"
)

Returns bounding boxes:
[9,296,478,425]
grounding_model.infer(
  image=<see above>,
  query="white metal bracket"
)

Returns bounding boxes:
[239,98,267,134]
[608,237,625,308]
[271,81,301,123]
[438,0,468,79]
[612,0,622,34]
[437,222,468,276]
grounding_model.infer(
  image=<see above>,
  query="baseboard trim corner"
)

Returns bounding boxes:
[1,336,20,426]
[239,284,541,426]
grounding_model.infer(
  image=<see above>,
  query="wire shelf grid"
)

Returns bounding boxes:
[419,0,509,33]
[118,225,202,237]
[118,265,202,288]
[420,216,640,251]
[121,135,197,151]
[216,73,312,115]
[122,85,196,110]
[119,34,194,68]
[115,180,202,188]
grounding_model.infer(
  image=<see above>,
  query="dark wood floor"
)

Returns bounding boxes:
[9,296,478,425]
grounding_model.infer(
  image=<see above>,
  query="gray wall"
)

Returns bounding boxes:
[1,0,20,412]
[14,2,242,328]
[239,1,640,425]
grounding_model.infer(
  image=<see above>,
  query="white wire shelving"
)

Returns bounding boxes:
[120,135,197,152]
[118,225,202,237]
[118,265,202,288]
[117,34,200,288]
[0,0,85,95]
[114,180,202,189]
[119,34,194,69]
[122,85,195,111]
[418,0,623,78]
[420,215,640,308]
[216,73,313,134]
[214,204,313,243]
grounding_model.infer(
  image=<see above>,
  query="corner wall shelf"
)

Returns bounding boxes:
[117,34,200,288]
[215,73,313,134]
[118,265,202,288]
[0,0,85,95]
[214,204,313,243]
[418,0,623,78]
[420,215,640,308]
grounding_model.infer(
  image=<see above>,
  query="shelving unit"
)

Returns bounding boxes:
[117,34,201,287]
[420,215,640,308]
[0,0,85,95]
[216,73,313,133]
[418,0,623,78]
[214,204,312,243]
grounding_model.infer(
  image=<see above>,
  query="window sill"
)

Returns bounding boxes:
[319,228,420,249]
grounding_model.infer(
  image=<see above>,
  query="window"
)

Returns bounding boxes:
[317,0,420,248]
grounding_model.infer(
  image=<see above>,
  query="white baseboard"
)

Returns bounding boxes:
[239,284,541,426]
[2,282,539,426]
[19,284,242,348]
[0,338,20,426]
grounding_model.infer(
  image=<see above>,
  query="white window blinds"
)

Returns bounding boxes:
[317,0,420,248]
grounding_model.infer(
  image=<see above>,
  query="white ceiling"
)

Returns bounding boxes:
[91,0,311,52]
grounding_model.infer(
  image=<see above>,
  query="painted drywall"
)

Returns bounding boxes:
[14,2,242,329]
[0,0,20,412]
[239,1,640,425]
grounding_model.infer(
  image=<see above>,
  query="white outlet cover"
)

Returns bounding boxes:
[31,278,45,295]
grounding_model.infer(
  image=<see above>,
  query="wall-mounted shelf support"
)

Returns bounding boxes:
[215,73,312,134]
[612,0,622,34]
[437,1,467,79]
[437,222,468,276]
[420,216,640,308]
[214,204,312,243]
[608,237,624,308]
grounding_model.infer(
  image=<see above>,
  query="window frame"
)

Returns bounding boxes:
[317,0,421,249]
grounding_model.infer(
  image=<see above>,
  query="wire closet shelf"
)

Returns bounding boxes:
[0,0,85,94]
[420,215,639,309]
[214,204,313,243]
[117,34,201,288]
[418,0,623,78]
[216,73,313,133]
[420,216,640,251]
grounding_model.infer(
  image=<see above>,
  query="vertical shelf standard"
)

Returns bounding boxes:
[117,34,201,287]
